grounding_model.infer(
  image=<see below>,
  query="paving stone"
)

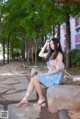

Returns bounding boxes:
[8,103,41,119]
[0,97,6,101]
[13,73,24,77]
[15,77,29,83]
[1,79,19,85]
[0,84,13,90]
[5,90,17,94]
[0,105,4,110]
[0,78,6,81]
[14,83,29,91]
[2,90,37,101]
[0,87,9,94]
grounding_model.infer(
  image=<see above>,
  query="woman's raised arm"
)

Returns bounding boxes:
[38,40,50,58]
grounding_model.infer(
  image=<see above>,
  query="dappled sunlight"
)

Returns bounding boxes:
[0,72,13,76]
[0,54,7,60]
[0,56,3,60]
[17,113,24,118]
[0,72,23,77]
[73,77,80,81]
[0,72,20,76]
[25,108,29,111]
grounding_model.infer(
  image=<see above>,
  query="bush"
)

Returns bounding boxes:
[63,49,80,67]
[70,49,80,67]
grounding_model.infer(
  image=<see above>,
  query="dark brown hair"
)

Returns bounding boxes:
[46,37,63,61]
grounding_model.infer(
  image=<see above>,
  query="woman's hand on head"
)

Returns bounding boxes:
[45,40,50,46]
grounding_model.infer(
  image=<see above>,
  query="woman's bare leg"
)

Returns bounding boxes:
[31,76,45,104]
[16,76,45,107]
[16,79,35,107]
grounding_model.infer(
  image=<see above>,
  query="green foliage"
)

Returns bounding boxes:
[1,0,80,64]
[11,37,22,49]
[12,51,21,59]
[10,36,22,58]
[70,49,80,67]
[1,0,80,39]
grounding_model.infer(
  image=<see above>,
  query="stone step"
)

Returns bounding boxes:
[8,103,41,119]
[0,105,4,110]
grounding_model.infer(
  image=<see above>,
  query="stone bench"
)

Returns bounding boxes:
[47,85,80,113]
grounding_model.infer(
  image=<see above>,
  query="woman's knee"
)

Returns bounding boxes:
[31,76,39,82]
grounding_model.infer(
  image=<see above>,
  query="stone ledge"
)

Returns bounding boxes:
[47,85,80,113]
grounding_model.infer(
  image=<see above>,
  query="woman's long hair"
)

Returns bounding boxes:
[46,37,63,61]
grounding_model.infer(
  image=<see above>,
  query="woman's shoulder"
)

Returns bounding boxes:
[58,52,63,56]
[57,52,63,61]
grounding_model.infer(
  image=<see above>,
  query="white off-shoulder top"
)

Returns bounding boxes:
[47,52,65,71]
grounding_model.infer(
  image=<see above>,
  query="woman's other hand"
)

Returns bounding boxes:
[45,40,50,46]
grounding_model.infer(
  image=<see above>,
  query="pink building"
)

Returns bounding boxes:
[60,17,80,51]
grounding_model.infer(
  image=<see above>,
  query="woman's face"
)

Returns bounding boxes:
[50,40,54,50]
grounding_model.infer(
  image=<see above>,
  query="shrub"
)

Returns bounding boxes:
[63,49,80,67]
[70,49,80,67]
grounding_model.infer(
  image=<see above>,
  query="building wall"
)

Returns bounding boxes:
[60,17,80,51]
[70,18,75,49]
[60,25,66,51]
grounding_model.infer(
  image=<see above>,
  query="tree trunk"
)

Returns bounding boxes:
[10,39,13,61]
[52,26,55,37]
[11,47,13,61]
[7,35,10,63]
[57,24,60,39]
[25,40,28,60]
[27,50,30,62]
[42,35,44,46]
[66,14,71,68]
[26,40,30,62]
[21,36,25,61]
[31,47,34,64]
[34,39,37,65]
[25,39,27,60]
[2,40,5,64]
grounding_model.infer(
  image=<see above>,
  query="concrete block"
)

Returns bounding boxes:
[47,85,80,113]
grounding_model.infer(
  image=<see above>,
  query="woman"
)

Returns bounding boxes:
[16,37,64,108]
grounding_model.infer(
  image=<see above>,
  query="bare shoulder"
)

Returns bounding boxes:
[57,52,63,61]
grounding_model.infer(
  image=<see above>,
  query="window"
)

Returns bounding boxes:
[64,34,66,38]
[75,27,80,33]
[76,44,80,49]
[75,17,80,27]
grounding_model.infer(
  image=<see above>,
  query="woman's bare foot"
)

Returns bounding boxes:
[33,97,46,107]
[16,96,28,108]
[38,97,45,104]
